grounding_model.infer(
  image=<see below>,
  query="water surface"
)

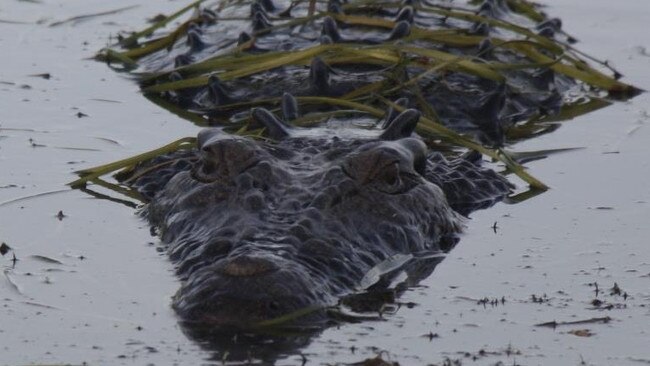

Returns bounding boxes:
[1,1,649,365]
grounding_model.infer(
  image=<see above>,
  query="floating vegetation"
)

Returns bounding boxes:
[75,0,640,204]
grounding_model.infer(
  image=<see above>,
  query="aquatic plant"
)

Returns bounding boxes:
[71,0,640,203]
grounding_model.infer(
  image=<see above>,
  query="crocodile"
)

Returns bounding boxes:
[94,0,637,352]
[130,108,511,327]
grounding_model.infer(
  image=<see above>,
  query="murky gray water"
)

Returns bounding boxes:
[1,1,649,365]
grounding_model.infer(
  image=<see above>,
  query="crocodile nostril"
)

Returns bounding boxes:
[219,255,278,277]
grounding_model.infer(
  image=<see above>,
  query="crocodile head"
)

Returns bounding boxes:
[139,106,511,329]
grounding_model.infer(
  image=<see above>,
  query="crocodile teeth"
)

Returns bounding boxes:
[252,11,272,32]
[251,108,290,140]
[321,16,342,43]
[207,75,233,106]
[186,30,204,52]
[309,57,331,95]
[388,20,411,40]
[395,6,415,24]
[381,109,421,140]
[282,93,300,121]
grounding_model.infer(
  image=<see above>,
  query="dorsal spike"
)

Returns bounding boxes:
[199,8,217,24]
[252,11,272,32]
[258,0,276,12]
[168,72,187,104]
[251,108,290,140]
[487,0,511,13]
[237,32,253,46]
[477,38,493,58]
[479,83,506,119]
[281,93,300,121]
[395,6,415,24]
[536,18,562,31]
[380,109,421,140]
[207,75,233,105]
[381,97,410,129]
[319,35,334,45]
[174,54,194,68]
[188,23,203,34]
[478,1,496,17]
[388,21,411,40]
[398,137,428,175]
[537,26,555,38]
[470,22,490,36]
[278,2,293,17]
[250,2,267,17]
[327,0,343,14]
[169,71,183,82]
[474,83,507,146]
[532,68,556,90]
[186,30,204,52]
[461,150,483,166]
[321,16,342,43]
[309,57,330,94]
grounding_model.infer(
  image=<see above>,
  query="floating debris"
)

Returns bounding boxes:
[0,242,10,256]
[535,316,611,328]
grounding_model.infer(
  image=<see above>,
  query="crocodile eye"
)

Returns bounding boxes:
[192,129,262,183]
[383,172,397,186]
[375,162,403,193]
[343,145,415,194]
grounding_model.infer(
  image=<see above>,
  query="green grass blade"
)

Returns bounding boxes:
[69,137,196,188]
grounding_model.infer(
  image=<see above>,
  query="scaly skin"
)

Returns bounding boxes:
[127,108,512,329]
[119,0,582,331]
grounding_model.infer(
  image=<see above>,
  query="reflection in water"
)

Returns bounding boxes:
[183,325,317,364]
[177,255,444,364]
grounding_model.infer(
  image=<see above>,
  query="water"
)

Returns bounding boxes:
[1,1,649,365]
